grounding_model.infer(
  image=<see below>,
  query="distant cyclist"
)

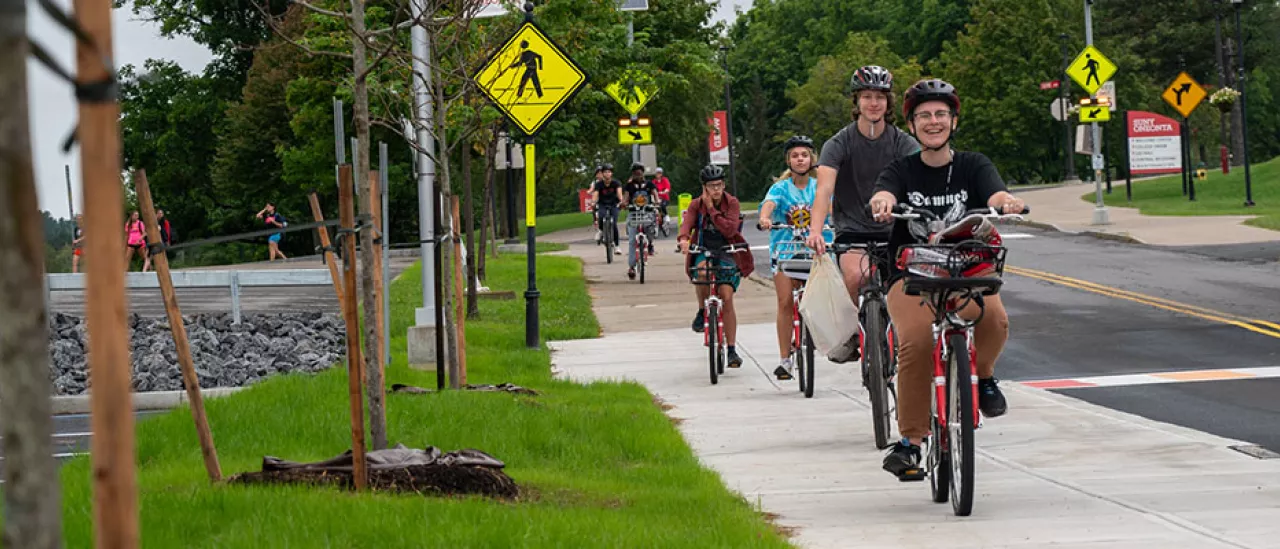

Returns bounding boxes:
[652,166,673,227]
[867,78,1024,479]
[758,135,833,380]
[678,165,754,368]
[589,166,605,242]
[806,65,920,363]
[623,162,660,280]
[592,164,623,255]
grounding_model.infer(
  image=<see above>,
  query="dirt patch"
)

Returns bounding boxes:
[652,395,683,425]
[760,511,799,539]
[229,463,519,499]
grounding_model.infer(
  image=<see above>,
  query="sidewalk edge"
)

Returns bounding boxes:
[52,386,248,415]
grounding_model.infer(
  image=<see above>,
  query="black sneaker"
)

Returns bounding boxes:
[726,349,743,368]
[882,439,923,480]
[692,310,705,333]
[978,377,1007,417]
[773,363,793,380]
[627,268,636,280]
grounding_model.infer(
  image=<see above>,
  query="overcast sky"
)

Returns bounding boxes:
[28,0,751,220]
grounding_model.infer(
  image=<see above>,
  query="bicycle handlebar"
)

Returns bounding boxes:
[888,204,1030,222]
[756,222,834,231]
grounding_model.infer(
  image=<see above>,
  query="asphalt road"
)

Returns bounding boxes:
[742,220,1280,454]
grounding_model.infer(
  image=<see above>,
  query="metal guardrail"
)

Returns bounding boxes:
[45,269,334,324]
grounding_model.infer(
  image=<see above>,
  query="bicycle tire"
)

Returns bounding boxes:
[947,332,976,516]
[605,224,614,264]
[638,235,646,284]
[708,303,719,385]
[716,312,726,375]
[865,303,893,448]
[802,321,815,398]
[794,310,807,394]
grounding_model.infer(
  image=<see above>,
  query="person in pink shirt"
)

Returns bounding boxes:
[653,166,673,228]
[124,210,150,272]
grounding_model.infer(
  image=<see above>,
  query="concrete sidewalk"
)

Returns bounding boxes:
[1018,181,1278,246]
[549,228,1280,548]
[552,323,1280,549]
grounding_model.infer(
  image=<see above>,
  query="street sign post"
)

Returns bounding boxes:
[1040,80,1061,90]
[1050,97,1070,121]
[1067,45,1117,95]
[473,11,589,349]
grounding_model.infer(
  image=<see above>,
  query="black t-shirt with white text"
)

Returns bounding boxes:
[593,178,622,207]
[873,150,1008,275]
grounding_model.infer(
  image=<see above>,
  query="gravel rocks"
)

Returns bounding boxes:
[47,312,346,396]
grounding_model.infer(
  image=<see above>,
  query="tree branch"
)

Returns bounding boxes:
[288,0,350,19]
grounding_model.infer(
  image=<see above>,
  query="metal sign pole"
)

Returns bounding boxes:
[1085,0,1109,225]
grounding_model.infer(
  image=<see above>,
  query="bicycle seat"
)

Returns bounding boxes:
[903,277,1002,297]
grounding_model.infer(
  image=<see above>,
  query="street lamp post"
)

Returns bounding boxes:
[720,45,738,196]
[1059,33,1078,184]
[1231,0,1255,206]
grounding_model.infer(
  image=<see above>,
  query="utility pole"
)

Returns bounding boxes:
[1084,0,1109,225]
[627,15,639,166]
[1059,34,1078,184]
[1232,0,1255,206]
[410,0,438,332]
[1213,0,1231,172]
[720,45,738,195]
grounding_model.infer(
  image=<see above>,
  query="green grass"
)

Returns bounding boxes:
[48,250,791,547]
[1089,155,1280,231]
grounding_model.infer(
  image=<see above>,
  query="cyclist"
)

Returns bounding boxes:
[758,135,833,380]
[590,165,605,242]
[623,162,660,279]
[678,164,754,368]
[867,78,1024,479]
[806,65,920,363]
[653,166,673,227]
[592,163,623,255]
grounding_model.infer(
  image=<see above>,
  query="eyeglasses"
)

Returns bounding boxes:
[703,182,725,189]
[913,110,953,122]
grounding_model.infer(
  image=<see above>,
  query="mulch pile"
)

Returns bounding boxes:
[228,444,518,499]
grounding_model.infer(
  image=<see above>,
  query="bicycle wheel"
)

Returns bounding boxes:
[638,235,647,284]
[794,309,807,394]
[707,302,720,385]
[865,302,893,448]
[947,332,976,516]
[802,321,815,398]
[716,308,726,375]
[605,222,614,264]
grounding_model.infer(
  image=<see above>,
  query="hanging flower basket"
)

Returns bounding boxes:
[1209,87,1240,112]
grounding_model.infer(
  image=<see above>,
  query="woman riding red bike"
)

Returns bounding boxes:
[867,78,1026,480]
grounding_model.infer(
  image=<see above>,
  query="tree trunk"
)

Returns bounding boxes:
[0,3,63,543]
[479,136,497,279]
[431,35,460,390]
[463,119,479,320]
[349,0,385,450]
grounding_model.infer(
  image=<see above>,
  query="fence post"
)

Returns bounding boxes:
[230,272,242,324]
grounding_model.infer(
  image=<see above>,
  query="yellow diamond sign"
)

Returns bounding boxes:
[473,22,588,136]
[605,70,659,116]
[1067,45,1117,95]
[1162,72,1207,118]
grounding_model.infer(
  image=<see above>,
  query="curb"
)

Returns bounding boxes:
[1009,219,1147,245]
[52,386,247,415]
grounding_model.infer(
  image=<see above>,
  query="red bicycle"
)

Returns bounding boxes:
[688,242,750,385]
[761,224,828,397]
[890,203,1026,517]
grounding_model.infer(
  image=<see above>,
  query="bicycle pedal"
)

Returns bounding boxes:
[897,468,927,482]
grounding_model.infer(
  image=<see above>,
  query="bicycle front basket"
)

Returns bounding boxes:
[897,241,1007,279]
[627,210,656,228]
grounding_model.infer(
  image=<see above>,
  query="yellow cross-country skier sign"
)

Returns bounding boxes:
[1067,45,1117,95]
[473,21,588,136]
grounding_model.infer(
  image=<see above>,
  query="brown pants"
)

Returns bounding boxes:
[885,278,1009,440]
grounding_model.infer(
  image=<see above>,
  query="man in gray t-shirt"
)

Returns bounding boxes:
[805,65,919,363]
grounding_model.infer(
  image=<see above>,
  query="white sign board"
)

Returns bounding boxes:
[1126,111,1182,175]
[495,133,525,169]
[1050,97,1070,122]
[1097,81,1118,111]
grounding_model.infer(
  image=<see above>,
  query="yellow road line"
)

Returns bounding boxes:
[1006,266,1280,340]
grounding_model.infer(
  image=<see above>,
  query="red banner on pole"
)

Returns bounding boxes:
[708,111,729,165]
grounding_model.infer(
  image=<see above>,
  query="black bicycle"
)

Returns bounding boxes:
[597,205,619,263]
[832,236,898,449]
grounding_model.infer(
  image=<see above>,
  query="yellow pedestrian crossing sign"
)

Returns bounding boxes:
[473,21,588,136]
[1079,105,1111,122]
[605,71,658,116]
[1067,45,1117,95]
[1162,72,1207,118]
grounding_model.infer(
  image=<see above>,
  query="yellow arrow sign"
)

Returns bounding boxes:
[1067,45,1117,95]
[618,126,652,145]
[473,21,588,136]
[1161,72,1207,118]
[1079,105,1111,123]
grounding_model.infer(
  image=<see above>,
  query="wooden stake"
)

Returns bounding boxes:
[135,171,222,482]
[308,192,346,309]
[367,171,386,420]
[73,0,140,545]
[451,197,467,386]
[338,165,368,490]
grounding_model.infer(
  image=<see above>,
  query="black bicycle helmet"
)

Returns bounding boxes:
[903,78,960,118]
[850,65,893,93]
[783,135,815,156]
[601,163,614,171]
[630,162,645,173]
[700,164,726,183]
